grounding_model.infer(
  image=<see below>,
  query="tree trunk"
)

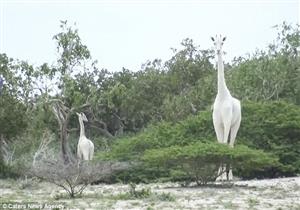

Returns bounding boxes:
[52,101,91,164]
[61,122,70,164]
[61,112,75,164]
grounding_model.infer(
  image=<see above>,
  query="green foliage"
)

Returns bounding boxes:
[111,118,209,160]
[239,101,300,176]
[143,142,278,185]
[53,20,91,75]
[0,94,28,139]
[94,39,215,132]
[1,21,300,184]
[108,111,214,161]
[165,38,214,93]
[0,54,34,139]
[228,22,300,104]
[106,100,300,182]
[108,108,215,162]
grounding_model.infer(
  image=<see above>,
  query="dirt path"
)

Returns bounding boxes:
[0,177,299,209]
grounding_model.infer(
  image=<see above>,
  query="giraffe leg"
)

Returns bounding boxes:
[227,167,233,180]
[216,165,227,181]
[213,121,224,143]
[222,122,232,181]
[89,147,94,160]
[77,146,81,160]
[229,117,241,148]
[223,122,231,144]
[225,120,240,181]
[220,110,233,181]
[213,121,226,181]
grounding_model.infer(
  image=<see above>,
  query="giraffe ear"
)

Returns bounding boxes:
[81,113,88,121]
[222,37,226,41]
[211,37,215,41]
[76,112,80,116]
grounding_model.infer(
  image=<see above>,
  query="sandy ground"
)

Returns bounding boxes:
[0,177,300,210]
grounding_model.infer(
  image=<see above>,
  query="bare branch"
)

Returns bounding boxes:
[30,155,131,198]
[92,119,108,130]
[67,128,79,133]
[90,124,113,138]
[0,135,15,165]
[48,99,70,111]
[32,131,54,167]
[52,104,65,127]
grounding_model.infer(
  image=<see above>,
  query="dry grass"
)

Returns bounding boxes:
[0,177,299,209]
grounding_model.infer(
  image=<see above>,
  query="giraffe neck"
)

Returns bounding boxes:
[217,53,230,97]
[78,118,86,139]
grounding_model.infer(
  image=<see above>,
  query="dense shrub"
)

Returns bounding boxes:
[239,101,300,177]
[104,101,300,182]
[143,142,279,185]
[108,110,214,161]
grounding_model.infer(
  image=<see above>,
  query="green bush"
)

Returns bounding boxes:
[143,142,279,185]
[102,101,300,182]
[108,110,214,161]
[239,101,300,177]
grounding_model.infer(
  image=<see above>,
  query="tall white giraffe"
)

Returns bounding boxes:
[76,112,94,161]
[211,35,241,181]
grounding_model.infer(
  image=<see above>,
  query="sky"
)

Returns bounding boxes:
[0,0,299,72]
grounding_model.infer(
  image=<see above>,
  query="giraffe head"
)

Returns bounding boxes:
[76,112,88,122]
[211,35,226,55]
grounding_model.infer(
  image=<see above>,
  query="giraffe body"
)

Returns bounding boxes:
[211,35,241,181]
[77,112,94,161]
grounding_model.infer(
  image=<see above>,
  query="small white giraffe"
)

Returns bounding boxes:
[76,112,94,161]
[211,35,241,181]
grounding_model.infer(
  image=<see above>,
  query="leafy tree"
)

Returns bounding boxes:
[0,54,40,140]
[165,38,214,93]
[48,21,93,163]
[0,54,40,175]
[228,22,300,104]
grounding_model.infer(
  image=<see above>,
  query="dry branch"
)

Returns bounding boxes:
[30,157,130,198]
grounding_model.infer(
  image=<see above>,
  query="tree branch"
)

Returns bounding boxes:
[92,119,108,130]
[70,103,91,112]
[90,124,113,138]
[67,128,79,133]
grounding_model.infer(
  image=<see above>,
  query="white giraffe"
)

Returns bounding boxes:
[211,35,241,181]
[76,112,94,161]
